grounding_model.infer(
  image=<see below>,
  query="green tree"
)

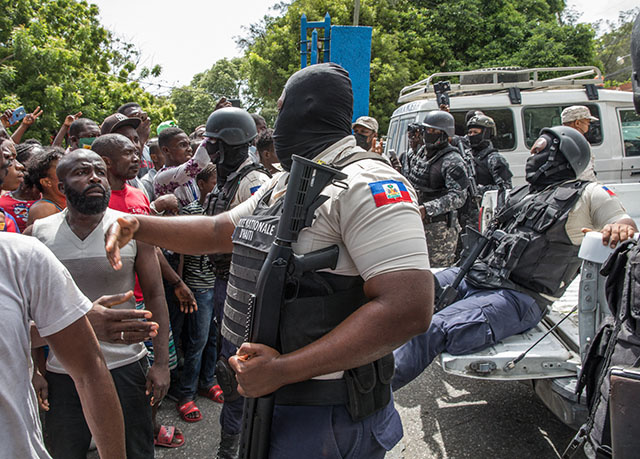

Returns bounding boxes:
[593,8,639,82]
[239,0,598,132]
[0,0,174,143]
[171,58,248,134]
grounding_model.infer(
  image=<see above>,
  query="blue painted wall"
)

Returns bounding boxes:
[329,26,372,122]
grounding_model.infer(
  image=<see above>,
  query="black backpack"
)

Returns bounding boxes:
[564,239,640,458]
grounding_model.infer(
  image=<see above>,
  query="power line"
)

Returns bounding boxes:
[96,70,218,98]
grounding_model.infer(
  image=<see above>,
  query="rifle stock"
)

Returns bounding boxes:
[239,155,347,459]
[434,185,508,312]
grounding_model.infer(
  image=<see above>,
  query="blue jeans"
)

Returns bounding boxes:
[178,286,217,400]
[214,277,246,435]
[392,268,545,391]
[269,397,402,459]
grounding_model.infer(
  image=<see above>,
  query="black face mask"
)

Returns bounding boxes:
[65,184,111,215]
[468,133,483,147]
[354,132,371,150]
[525,135,576,190]
[423,131,447,152]
[583,121,599,144]
[273,63,353,171]
[206,139,248,180]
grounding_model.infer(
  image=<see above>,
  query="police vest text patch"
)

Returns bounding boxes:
[368,180,412,207]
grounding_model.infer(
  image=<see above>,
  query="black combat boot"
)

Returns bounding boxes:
[216,431,240,459]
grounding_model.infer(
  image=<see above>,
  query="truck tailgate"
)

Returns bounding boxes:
[440,277,581,381]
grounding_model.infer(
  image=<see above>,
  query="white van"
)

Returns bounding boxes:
[385,67,640,186]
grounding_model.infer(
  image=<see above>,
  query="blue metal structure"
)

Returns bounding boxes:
[300,13,331,68]
[300,13,373,120]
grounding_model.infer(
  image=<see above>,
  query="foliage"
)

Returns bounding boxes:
[171,58,246,135]
[593,8,640,82]
[237,0,599,132]
[0,0,174,143]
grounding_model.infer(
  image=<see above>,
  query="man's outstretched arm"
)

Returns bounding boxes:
[46,315,126,459]
[105,213,235,270]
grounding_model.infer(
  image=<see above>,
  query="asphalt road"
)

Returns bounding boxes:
[91,363,585,459]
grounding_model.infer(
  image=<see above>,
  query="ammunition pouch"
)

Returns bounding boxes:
[345,353,395,422]
[467,232,530,290]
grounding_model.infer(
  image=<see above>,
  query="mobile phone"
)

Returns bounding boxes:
[229,99,241,108]
[8,107,26,125]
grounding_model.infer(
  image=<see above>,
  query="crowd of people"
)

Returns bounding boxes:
[1,55,638,459]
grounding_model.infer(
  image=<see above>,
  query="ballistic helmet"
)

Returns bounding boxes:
[204,107,257,146]
[540,125,590,177]
[467,114,497,137]
[422,111,455,137]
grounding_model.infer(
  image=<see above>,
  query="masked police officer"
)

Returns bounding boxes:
[458,114,513,234]
[105,63,433,459]
[201,107,272,458]
[404,110,469,267]
[393,125,637,391]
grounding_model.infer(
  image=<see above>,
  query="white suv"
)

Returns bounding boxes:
[385,67,640,186]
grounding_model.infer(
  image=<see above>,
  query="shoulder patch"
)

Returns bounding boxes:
[250,185,261,195]
[368,180,412,207]
[601,185,616,197]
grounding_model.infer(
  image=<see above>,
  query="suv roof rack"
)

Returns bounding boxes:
[397,66,604,104]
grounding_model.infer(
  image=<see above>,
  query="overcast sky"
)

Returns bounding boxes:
[89,0,639,95]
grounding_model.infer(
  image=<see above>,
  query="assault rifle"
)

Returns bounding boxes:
[435,185,507,312]
[239,155,347,459]
[456,141,481,212]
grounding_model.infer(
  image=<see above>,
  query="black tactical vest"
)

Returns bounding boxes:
[472,144,497,186]
[467,180,590,306]
[407,144,459,201]
[204,162,270,278]
[222,188,368,351]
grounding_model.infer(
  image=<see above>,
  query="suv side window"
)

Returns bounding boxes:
[523,104,602,148]
[619,109,640,157]
[451,109,516,151]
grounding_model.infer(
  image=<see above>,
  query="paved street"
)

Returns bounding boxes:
[101,363,585,459]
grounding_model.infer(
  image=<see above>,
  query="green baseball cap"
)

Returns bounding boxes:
[157,120,177,135]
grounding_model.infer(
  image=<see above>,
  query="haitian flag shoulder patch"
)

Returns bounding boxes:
[368,180,412,207]
[250,185,261,195]
[602,185,616,197]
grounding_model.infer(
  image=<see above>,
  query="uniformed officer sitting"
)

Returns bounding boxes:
[105,63,434,459]
[393,126,637,391]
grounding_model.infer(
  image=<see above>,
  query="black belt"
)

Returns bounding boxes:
[425,213,450,224]
[274,379,348,406]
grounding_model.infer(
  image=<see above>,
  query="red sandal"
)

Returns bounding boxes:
[154,425,185,448]
[199,384,224,403]
[176,400,202,423]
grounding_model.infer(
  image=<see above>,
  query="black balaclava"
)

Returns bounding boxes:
[273,63,353,171]
[468,128,491,150]
[205,139,248,181]
[525,134,576,191]
[423,130,448,156]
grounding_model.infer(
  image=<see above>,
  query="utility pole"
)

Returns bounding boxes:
[353,0,360,26]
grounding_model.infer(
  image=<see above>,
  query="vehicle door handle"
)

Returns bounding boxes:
[631,171,640,176]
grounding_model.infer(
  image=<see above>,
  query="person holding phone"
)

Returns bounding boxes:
[0,106,43,144]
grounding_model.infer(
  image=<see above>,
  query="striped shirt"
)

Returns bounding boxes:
[181,201,215,288]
